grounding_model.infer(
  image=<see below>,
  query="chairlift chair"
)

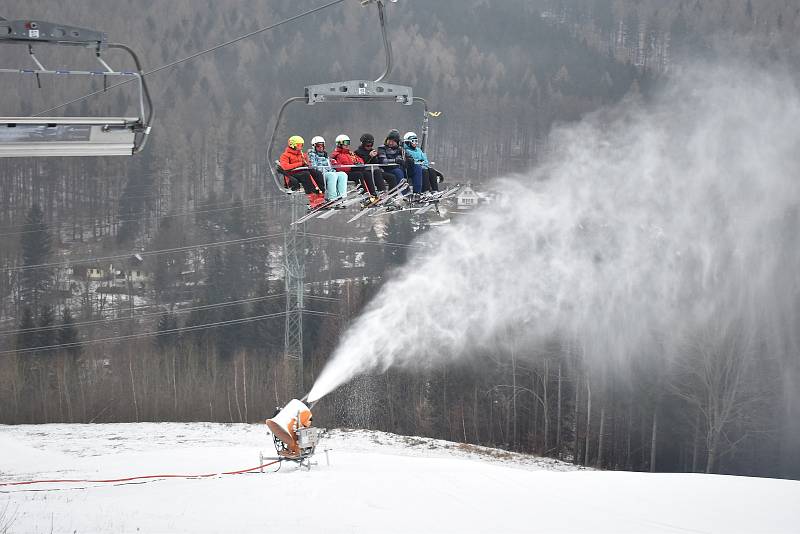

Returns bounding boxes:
[266,0,435,194]
[0,19,153,157]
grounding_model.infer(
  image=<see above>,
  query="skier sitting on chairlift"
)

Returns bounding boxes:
[308,136,348,202]
[279,135,326,208]
[378,129,415,194]
[331,134,379,206]
[355,133,396,193]
[402,132,441,196]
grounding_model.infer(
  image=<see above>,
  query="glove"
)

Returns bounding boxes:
[395,156,404,165]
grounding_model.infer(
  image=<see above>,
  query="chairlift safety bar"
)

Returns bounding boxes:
[0,68,148,124]
[0,19,154,156]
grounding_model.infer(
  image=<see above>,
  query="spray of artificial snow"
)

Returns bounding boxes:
[307,63,800,403]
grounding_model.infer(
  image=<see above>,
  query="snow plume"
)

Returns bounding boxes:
[307,62,800,403]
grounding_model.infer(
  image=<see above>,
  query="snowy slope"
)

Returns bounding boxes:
[1,423,798,534]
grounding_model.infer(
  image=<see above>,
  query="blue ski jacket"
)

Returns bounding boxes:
[308,150,334,173]
[403,144,429,168]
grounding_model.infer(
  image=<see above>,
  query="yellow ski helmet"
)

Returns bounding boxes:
[288,135,304,149]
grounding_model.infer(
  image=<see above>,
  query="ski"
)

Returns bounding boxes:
[416,184,462,204]
[315,191,371,219]
[293,186,364,225]
[346,179,409,223]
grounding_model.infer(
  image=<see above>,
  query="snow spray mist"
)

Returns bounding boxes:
[307,63,800,403]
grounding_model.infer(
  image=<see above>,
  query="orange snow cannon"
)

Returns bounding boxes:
[265,399,320,460]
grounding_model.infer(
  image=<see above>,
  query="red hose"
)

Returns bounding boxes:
[0,459,282,487]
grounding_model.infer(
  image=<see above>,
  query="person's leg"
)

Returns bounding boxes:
[360,170,379,196]
[422,168,433,193]
[349,170,368,195]
[390,167,406,191]
[336,171,348,198]
[409,164,423,193]
[372,169,388,192]
[292,172,324,207]
[380,169,397,191]
[324,172,339,200]
[429,167,442,191]
[293,171,315,194]
[309,169,325,194]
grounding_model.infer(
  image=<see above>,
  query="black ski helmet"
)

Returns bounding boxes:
[360,133,375,145]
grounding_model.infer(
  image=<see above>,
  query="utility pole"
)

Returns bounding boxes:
[283,193,305,398]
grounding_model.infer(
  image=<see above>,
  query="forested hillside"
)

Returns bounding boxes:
[1,0,799,479]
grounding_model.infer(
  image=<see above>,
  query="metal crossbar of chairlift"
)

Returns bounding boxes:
[266,0,432,193]
[0,19,153,157]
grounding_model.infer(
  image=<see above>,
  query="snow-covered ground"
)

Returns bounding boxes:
[1,423,798,533]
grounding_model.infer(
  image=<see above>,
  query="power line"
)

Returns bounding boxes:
[0,293,288,337]
[306,232,425,250]
[1,307,339,356]
[3,227,428,273]
[33,0,348,117]
[0,195,283,238]
[1,291,340,337]
[2,232,284,273]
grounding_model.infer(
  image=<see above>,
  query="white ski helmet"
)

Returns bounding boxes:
[335,134,351,146]
[403,131,418,143]
[311,136,325,146]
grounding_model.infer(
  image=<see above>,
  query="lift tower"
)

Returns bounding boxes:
[270,1,431,398]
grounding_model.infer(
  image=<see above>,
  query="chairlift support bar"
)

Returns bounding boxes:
[0,19,153,157]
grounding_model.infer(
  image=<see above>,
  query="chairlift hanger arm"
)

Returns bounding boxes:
[360,0,398,83]
[107,42,154,153]
[267,96,306,192]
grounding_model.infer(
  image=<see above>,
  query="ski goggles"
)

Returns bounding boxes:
[339,140,351,145]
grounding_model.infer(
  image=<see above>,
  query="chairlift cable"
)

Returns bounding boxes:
[33,0,348,117]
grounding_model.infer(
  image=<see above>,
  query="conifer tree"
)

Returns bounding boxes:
[20,205,53,313]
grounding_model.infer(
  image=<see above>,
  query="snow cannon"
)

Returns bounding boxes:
[265,399,321,461]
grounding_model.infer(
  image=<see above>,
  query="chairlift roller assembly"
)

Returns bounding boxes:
[0,19,153,157]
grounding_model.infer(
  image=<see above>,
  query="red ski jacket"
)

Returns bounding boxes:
[279,146,310,173]
[330,146,364,171]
